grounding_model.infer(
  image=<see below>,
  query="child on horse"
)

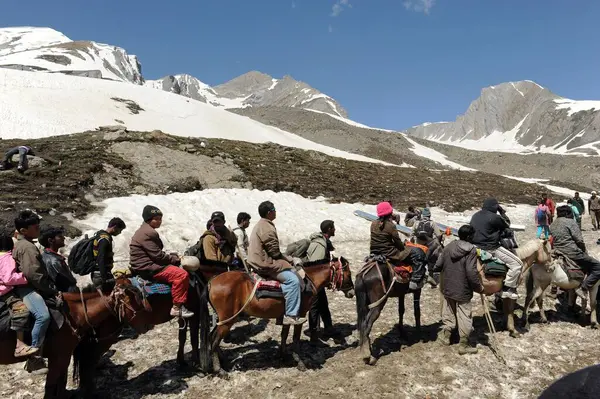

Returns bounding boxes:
[370,202,426,290]
[129,205,194,319]
[247,201,305,326]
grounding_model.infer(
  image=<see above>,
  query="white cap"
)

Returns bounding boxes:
[592,191,597,195]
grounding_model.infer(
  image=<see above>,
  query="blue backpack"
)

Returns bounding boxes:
[536,208,547,224]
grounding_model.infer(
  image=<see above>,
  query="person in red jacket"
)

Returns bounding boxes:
[542,193,556,224]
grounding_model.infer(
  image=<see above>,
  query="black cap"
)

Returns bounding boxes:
[210,211,225,222]
[143,205,162,222]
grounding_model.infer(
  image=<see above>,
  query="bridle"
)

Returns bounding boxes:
[329,258,352,291]
[71,283,149,342]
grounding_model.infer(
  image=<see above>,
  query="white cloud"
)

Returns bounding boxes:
[328,24,333,33]
[403,0,435,14]
[331,0,351,17]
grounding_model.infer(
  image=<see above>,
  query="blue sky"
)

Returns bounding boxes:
[2,0,599,130]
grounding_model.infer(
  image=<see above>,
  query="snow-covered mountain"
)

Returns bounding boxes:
[0,27,143,84]
[406,81,600,155]
[146,71,347,117]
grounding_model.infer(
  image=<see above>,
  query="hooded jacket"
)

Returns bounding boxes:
[129,223,180,276]
[200,228,237,265]
[435,240,482,302]
[469,198,511,251]
[306,232,334,262]
[0,251,28,296]
[550,216,586,258]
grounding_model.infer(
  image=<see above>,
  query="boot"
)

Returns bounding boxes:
[458,337,478,355]
[436,329,451,346]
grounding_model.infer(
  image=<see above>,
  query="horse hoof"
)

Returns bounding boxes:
[368,356,378,366]
[541,318,548,324]
[590,323,599,330]
[216,369,229,380]
[509,330,521,338]
[296,361,307,372]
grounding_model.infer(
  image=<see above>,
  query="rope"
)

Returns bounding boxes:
[216,279,260,326]
[480,293,507,365]
[367,262,397,310]
[80,288,98,340]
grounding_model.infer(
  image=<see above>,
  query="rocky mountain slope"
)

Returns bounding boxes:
[406,81,600,155]
[0,27,143,83]
[146,71,346,117]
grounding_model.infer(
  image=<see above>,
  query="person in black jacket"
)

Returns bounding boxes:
[434,225,482,354]
[469,198,523,300]
[39,227,78,293]
[91,218,126,288]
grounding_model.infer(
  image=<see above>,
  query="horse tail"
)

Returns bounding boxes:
[355,272,369,343]
[197,276,212,372]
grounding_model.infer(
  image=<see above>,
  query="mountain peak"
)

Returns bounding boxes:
[0,26,71,56]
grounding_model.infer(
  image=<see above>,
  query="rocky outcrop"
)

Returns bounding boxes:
[406,81,600,154]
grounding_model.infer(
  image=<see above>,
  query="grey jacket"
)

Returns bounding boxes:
[550,217,586,258]
[435,240,483,302]
[306,232,333,262]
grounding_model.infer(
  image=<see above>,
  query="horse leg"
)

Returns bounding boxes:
[291,324,306,371]
[503,298,520,338]
[396,294,407,341]
[210,323,231,377]
[190,314,200,367]
[279,324,291,359]
[177,318,188,369]
[536,293,548,324]
[413,289,422,339]
[44,353,70,399]
[590,284,599,329]
[363,303,385,366]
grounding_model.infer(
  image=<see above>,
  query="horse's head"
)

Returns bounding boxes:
[111,277,154,334]
[331,256,355,298]
[536,239,552,264]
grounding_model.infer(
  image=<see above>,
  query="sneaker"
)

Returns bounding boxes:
[14,345,39,358]
[574,287,588,300]
[501,288,518,300]
[24,356,48,375]
[170,305,194,319]
[283,316,306,325]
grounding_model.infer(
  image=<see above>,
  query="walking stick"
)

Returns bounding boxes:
[480,293,507,365]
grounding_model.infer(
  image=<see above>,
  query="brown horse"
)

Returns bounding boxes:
[481,239,552,338]
[355,258,425,366]
[204,257,354,375]
[0,279,148,399]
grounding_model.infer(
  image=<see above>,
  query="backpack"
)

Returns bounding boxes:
[415,220,435,240]
[536,207,547,224]
[500,229,519,250]
[68,234,97,275]
[284,238,311,259]
[184,240,203,259]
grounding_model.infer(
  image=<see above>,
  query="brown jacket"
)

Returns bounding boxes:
[435,240,483,302]
[370,220,411,263]
[247,218,292,277]
[200,229,237,264]
[129,223,180,275]
[13,236,57,298]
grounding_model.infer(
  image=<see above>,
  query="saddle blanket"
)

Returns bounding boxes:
[130,276,171,296]
[250,273,313,299]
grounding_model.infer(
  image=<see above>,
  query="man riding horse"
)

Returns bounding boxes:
[247,201,305,326]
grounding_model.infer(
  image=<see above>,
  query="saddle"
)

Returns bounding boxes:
[552,250,585,282]
[476,249,508,277]
[249,273,314,300]
[360,254,413,284]
[130,276,171,297]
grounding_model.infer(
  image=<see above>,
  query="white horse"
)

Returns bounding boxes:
[523,255,600,330]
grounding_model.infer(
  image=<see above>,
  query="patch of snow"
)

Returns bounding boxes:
[511,82,525,97]
[554,99,600,117]
[268,79,278,90]
[402,134,475,171]
[524,80,544,89]
[73,189,379,266]
[0,27,70,56]
[304,108,395,132]
[502,175,549,184]
[0,68,391,166]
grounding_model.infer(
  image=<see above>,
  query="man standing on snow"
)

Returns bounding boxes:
[0,145,35,173]
[469,198,522,300]
[306,220,336,341]
[589,191,600,231]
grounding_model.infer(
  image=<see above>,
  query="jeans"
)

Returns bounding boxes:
[536,225,550,239]
[276,270,302,317]
[489,246,523,289]
[14,287,50,348]
[2,147,29,170]
[308,288,332,333]
[571,253,600,291]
